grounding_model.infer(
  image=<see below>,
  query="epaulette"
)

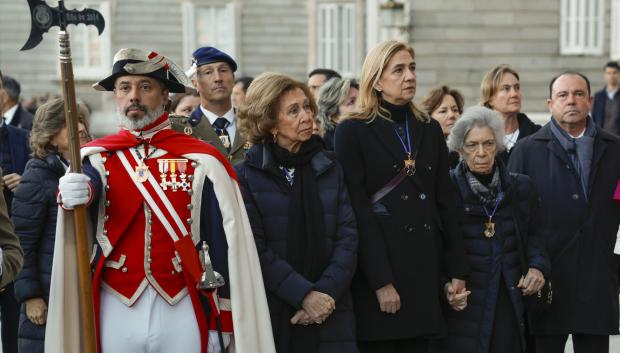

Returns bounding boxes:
[169,114,194,136]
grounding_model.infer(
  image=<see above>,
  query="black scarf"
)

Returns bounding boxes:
[267,135,327,353]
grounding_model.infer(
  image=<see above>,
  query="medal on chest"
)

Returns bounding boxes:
[481,193,503,239]
[394,113,416,176]
[219,134,231,149]
[133,144,157,183]
[158,158,193,192]
[484,217,496,238]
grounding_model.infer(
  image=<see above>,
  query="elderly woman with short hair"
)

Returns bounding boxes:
[316,78,358,150]
[235,72,358,353]
[433,106,549,353]
[12,98,90,353]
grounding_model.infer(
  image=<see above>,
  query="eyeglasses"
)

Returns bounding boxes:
[463,140,496,153]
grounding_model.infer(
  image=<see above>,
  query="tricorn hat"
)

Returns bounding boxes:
[93,48,192,93]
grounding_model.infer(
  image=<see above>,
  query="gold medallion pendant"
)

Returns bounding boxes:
[135,162,149,183]
[404,152,416,176]
[484,217,495,238]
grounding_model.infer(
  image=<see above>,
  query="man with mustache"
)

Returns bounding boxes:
[171,47,248,165]
[46,48,275,353]
[509,72,620,353]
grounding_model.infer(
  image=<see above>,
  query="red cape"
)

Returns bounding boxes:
[84,118,237,181]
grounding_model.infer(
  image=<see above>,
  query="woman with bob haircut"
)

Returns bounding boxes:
[432,106,548,353]
[421,85,465,168]
[334,39,469,353]
[316,78,359,150]
[12,98,90,353]
[235,72,359,353]
[480,65,540,164]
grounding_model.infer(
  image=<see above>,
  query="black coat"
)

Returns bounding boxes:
[435,162,549,353]
[334,115,469,341]
[508,122,620,335]
[235,145,358,353]
[12,154,66,353]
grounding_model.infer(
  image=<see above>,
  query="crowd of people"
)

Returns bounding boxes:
[0,39,618,353]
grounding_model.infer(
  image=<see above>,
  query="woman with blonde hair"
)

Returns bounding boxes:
[480,65,540,164]
[335,40,469,353]
[12,98,90,353]
[236,73,358,353]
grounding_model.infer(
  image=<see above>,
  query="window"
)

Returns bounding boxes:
[182,3,239,70]
[65,1,111,79]
[611,0,620,59]
[560,0,604,55]
[317,3,357,77]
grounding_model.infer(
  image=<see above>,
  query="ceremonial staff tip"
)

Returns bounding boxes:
[21,0,105,51]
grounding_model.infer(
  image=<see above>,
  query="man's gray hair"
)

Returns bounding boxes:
[316,78,356,131]
[447,106,506,152]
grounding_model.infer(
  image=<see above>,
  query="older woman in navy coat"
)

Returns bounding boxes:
[433,106,549,353]
[235,73,358,353]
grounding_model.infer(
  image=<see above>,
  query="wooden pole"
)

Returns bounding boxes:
[58,29,98,353]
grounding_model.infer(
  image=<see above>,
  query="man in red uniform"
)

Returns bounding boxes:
[45,48,275,353]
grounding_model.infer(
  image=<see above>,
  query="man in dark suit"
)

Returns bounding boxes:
[591,61,620,136]
[1,75,34,131]
[509,72,620,353]
[0,70,30,353]
[171,47,248,165]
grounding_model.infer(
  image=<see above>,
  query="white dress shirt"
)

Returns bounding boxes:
[3,104,18,125]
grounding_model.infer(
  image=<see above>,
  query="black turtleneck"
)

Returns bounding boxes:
[381,100,413,149]
[381,99,411,123]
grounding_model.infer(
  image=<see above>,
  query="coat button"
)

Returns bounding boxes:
[105,200,111,207]
[465,207,470,212]
[401,194,409,201]
[121,267,127,273]
[405,225,414,233]
[424,223,431,231]
[105,170,110,177]
[419,193,426,200]
[393,164,399,170]
[102,157,107,163]
[105,184,110,191]
[187,204,193,210]
[566,164,571,169]
[572,194,579,200]
[191,162,198,168]
[187,218,193,225]
[188,175,194,181]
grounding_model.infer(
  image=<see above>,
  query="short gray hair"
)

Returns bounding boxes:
[316,78,357,130]
[447,106,506,153]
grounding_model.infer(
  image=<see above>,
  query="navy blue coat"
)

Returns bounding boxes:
[12,154,66,353]
[1,124,30,213]
[592,87,620,136]
[434,162,549,353]
[508,122,620,335]
[8,105,34,131]
[235,144,358,353]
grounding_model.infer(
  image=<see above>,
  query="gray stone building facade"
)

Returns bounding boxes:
[1,0,619,133]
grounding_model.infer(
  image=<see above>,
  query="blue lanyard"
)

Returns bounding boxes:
[394,112,413,157]
[482,192,503,221]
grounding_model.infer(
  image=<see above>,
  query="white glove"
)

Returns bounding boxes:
[207,331,231,353]
[59,173,91,209]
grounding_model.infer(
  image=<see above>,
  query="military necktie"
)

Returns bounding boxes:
[213,117,231,150]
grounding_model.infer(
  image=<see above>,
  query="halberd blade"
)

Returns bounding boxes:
[20,0,61,51]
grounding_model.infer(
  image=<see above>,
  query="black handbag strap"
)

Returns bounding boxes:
[370,167,407,204]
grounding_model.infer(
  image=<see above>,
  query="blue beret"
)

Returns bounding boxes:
[192,47,237,72]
